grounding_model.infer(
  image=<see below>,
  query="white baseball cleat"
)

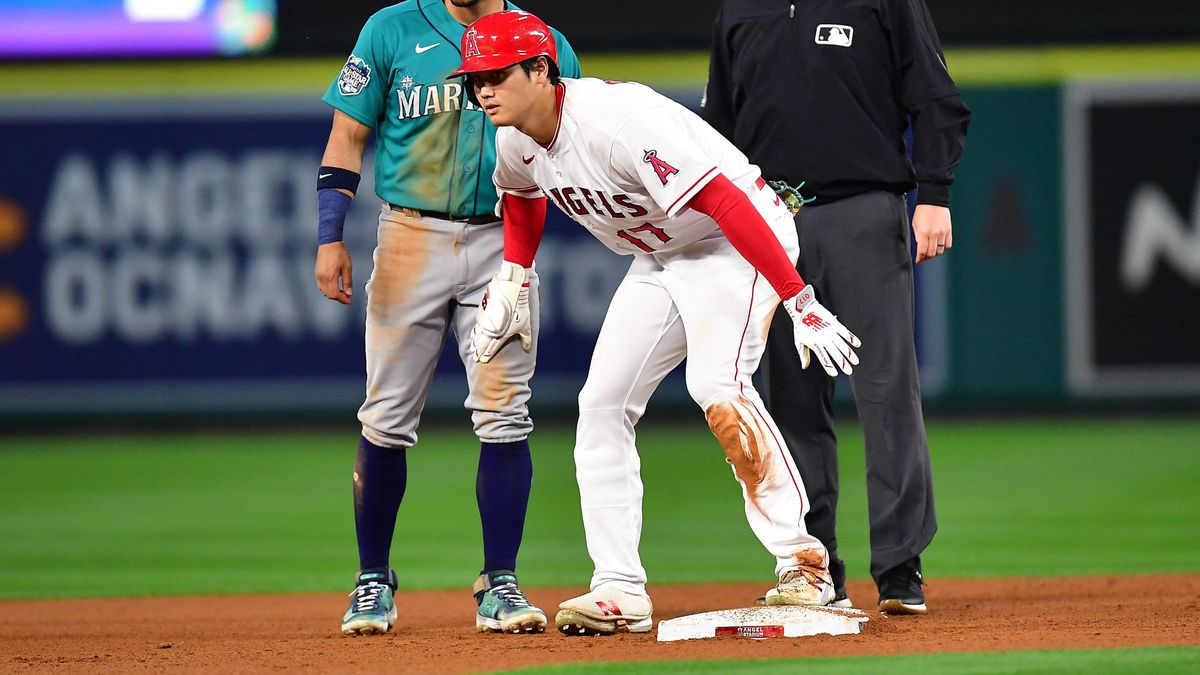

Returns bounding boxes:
[554,585,653,636]
[763,565,836,607]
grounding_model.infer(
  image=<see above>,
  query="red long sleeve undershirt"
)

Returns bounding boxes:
[687,174,806,300]
[501,192,546,267]
[502,176,806,301]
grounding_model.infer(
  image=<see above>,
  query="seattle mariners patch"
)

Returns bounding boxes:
[338,55,372,96]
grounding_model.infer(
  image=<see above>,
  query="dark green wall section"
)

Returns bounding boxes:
[945,87,1063,401]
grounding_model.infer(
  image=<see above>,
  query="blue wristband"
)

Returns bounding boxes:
[317,165,361,193]
[318,188,352,245]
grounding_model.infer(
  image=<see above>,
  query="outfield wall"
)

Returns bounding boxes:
[0,49,1198,417]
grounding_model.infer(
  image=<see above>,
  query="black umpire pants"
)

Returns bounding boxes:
[762,190,937,583]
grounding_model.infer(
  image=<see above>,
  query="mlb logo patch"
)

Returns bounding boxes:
[815,24,854,47]
[338,55,372,96]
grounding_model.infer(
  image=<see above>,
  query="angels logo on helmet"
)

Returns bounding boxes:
[463,27,482,59]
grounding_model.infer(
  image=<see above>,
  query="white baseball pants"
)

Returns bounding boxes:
[574,206,827,595]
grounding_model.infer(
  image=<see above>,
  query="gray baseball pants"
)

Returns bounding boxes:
[762,190,936,581]
[358,204,537,449]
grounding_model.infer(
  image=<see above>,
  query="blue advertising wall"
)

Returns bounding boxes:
[6,54,1200,419]
[0,98,630,416]
[0,93,958,418]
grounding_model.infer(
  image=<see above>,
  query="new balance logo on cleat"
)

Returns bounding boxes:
[594,601,622,616]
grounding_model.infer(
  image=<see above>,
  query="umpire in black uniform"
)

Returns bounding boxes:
[703,0,970,614]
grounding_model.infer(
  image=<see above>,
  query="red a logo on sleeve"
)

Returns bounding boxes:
[642,149,680,185]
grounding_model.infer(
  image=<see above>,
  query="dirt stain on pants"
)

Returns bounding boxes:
[705,396,776,514]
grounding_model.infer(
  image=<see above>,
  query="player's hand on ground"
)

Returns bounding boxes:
[315,242,354,304]
[783,285,861,377]
[471,261,532,363]
[912,204,953,264]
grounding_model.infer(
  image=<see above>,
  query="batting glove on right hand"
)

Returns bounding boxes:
[471,261,532,363]
[783,285,861,377]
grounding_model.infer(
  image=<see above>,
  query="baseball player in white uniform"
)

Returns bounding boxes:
[452,11,862,636]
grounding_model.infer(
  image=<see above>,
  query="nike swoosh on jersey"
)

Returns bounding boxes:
[521,155,535,164]
[415,43,440,54]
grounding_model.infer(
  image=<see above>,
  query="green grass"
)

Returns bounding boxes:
[0,416,1197,599]
[1,43,1199,98]
[503,647,1200,674]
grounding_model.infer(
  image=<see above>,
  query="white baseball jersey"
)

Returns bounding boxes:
[490,77,828,595]
[493,77,776,256]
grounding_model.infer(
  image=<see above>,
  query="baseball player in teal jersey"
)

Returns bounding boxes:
[313,0,580,636]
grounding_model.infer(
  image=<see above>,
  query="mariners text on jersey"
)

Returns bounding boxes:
[396,81,477,119]
[322,0,580,218]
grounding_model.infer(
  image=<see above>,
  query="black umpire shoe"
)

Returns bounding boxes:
[829,557,852,608]
[877,556,927,615]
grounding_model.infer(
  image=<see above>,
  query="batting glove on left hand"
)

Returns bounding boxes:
[471,261,532,363]
[783,285,861,377]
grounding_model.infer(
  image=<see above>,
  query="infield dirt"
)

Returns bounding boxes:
[3,574,1198,673]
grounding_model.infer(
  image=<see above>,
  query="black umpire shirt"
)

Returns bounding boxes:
[703,0,971,205]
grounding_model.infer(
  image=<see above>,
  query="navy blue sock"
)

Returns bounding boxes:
[353,436,407,572]
[477,440,533,573]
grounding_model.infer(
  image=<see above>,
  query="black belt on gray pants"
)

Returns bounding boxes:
[389,204,496,225]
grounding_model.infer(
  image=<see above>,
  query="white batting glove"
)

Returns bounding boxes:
[471,261,532,363]
[783,285,861,377]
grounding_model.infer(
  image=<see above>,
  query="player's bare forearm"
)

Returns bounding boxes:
[322,110,372,194]
[315,242,354,304]
[912,204,953,264]
[314,111,370,303]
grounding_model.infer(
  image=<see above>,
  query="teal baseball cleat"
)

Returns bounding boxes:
[341,568,398,636]
[473,570,547,634]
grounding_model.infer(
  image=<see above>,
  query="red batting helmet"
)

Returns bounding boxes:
[449,10,558,77]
